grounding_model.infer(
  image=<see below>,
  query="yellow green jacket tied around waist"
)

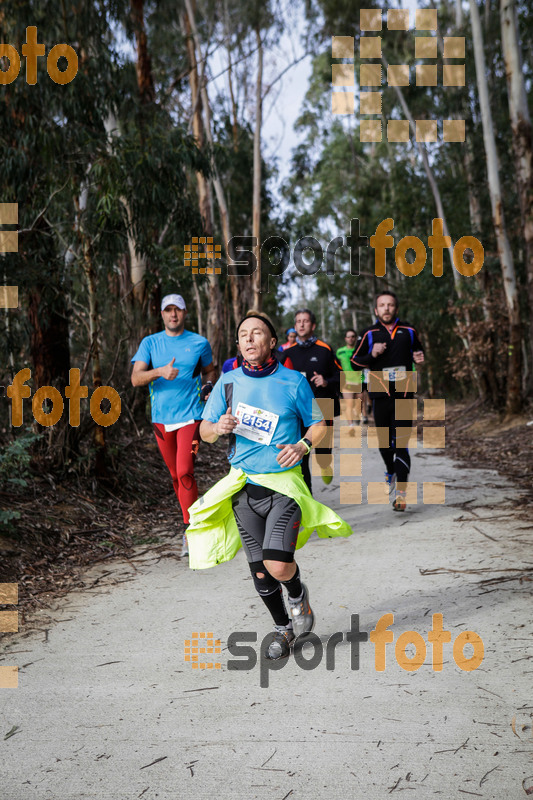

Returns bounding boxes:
[186,465,353,569]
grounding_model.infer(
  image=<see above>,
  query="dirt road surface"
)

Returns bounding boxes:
[2,428,532,799]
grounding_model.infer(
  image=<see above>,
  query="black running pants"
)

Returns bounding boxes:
[371,393,414,483]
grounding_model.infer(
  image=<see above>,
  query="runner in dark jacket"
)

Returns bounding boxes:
[280,308,341,493]
[351,291,424,511]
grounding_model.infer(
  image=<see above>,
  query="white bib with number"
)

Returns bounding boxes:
[383,366,407,382]
[234,402,279,445]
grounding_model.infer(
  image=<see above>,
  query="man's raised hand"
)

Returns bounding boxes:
[160,357,179,380]
[311,371,327,388]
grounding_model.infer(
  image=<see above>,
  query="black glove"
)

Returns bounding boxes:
[200,381,213,402]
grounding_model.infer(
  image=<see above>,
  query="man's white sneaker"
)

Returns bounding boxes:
[182,534,189,557]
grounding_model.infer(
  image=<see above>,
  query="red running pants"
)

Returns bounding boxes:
[153,421,201,524]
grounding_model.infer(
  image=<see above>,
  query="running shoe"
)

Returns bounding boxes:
[181,534,189,557]
[393,489,407,512]
[265,625,295,660]
[384,472,396,494]
[321,470,333,485]
[288,583,315,637]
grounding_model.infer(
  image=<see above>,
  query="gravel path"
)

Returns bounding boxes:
[1,426,532,799]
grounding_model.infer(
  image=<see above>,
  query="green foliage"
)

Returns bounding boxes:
[0,430,42,529]
[0,509,21,529]
[0,430,42,491]
[0,0,291,463]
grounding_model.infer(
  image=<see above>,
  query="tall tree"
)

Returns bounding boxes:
[181,2,224,366]
[129,0,155,307]
[252,24,264,310]
[500,0,533,384]
[469,0,522,413]
[183,0,242,332]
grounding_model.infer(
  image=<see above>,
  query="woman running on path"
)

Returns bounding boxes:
[187,313,352,660]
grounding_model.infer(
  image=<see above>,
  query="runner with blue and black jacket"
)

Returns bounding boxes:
[351,291,425,511]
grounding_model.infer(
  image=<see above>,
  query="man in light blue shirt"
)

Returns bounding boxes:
[131,293,216,549]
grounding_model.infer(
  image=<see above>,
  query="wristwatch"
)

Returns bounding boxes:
[200,381,213,401]
[299,437,313,454]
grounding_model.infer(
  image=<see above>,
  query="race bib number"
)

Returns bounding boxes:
[234,402,279,445]
[383,366,407,382]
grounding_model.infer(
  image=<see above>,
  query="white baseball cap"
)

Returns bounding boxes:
[161,293,186,311]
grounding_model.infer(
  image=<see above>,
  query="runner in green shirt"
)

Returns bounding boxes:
[336,329,368,433]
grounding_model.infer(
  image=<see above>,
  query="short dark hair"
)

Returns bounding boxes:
[374,291,399,309]
[344,328,356,336]
[294,308,316,325]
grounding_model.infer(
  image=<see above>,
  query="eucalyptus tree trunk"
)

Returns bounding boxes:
[455,0,463,28]
[463,143,501,405]
[469,0,522,414]
[320,296,326,340]
[130,0,155,105]
[500,0,533,387]
[125,203,147,307]
[128,0,155,306]
[181,6,223,366]
[76,180,107,476]
[252,27,263,311]
[191,275,204,337]
[421,332,435,398]
[184,0,244,333]
[223,0,239,150]
[103,112,147,352]
[463,142,483,238]
[464,144,489,322]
